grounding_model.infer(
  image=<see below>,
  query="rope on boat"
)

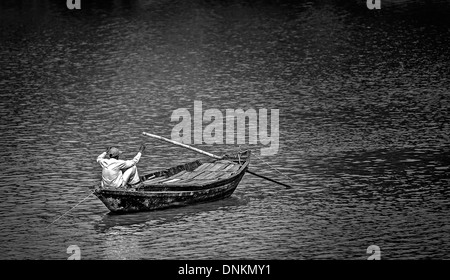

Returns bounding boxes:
[253,153,296,185]
[45,191,95,228]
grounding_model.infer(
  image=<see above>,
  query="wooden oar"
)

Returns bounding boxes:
[246,170,292,189]
[142,132,292,189]
[142,132,221,159]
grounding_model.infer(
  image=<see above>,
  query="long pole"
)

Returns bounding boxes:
[46,191,94,228]
[142,132,292,189]
[142,132,221,159]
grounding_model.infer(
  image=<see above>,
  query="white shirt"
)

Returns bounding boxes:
[97,152,142,188]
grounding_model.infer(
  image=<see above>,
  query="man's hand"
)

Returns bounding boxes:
[106,146,112,154]
[138,144,146,153]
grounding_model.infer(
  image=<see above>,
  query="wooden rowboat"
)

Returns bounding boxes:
[93,150,250,213]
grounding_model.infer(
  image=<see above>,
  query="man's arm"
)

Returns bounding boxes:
[121,152,142,169]
[97,147,111,164]
[119,144,145,169]
[97,152,107,162]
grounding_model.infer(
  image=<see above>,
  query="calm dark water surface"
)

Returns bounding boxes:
[0,0,449,259]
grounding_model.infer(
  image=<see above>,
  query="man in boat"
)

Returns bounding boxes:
[97,145,146,188]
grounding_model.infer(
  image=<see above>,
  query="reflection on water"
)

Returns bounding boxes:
[95,195,250,232]
[0,0,449,259]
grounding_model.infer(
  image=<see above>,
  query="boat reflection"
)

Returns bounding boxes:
[94,195,249,232]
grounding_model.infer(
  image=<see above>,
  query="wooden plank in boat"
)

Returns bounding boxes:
[193,171,218,180]
[143,177,168,185]
[159,174,186,183]
[163,179,217,186]
[169,169,200,180]
[228,165,240,172]
[208,162,228,172]
[215,172,234,180]
[161,177,194,185]
[162,178,182,184]
[222,163,238,171]
[170,171,214,184]
[188,171,209,180]
[193,163,214,172]
[165,170,188,179]
[143,170,187,185]
[206,172,224,179]
[208,165,239,173]
[183,170,211,180]
[201,165,236,173]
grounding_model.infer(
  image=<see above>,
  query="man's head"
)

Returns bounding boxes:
[108,147,121,159]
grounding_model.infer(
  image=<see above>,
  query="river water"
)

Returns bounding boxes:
[0,0,449,260]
